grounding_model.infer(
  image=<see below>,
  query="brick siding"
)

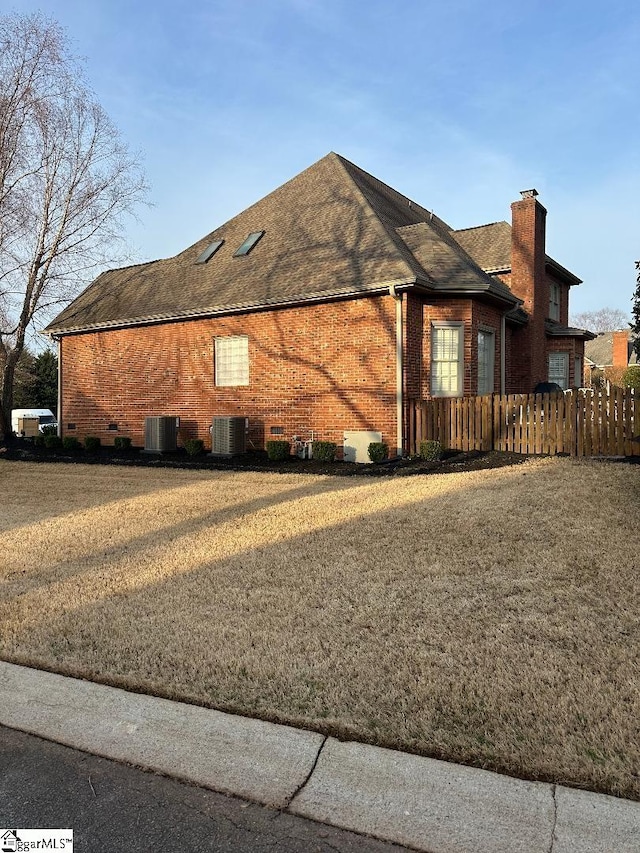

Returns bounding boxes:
[61,295,399,450]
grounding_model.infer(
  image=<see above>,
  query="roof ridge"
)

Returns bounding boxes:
[331,154,423,284]
[452,221,509,234]
[333,154,435,220]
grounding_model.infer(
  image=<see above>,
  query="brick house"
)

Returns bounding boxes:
[584,329,638,379]
[45,153,594,455]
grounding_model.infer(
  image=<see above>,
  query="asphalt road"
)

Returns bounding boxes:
[0,725,410,853]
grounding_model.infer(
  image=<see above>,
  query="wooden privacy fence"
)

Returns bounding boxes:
[407,389,638,457]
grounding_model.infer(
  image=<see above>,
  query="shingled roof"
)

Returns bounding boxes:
[46,153,521,335]
[453,220,582,286]
[585,331,638,366]
[452,222,512,272]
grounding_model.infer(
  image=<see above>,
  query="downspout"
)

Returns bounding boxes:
[501,312,507,395]
[55,336,62,437]
[389,285,403,457]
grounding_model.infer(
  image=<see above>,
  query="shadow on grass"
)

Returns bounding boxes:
[3,458,639,801]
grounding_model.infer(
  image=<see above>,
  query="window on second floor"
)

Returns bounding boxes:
[549,281,561,321]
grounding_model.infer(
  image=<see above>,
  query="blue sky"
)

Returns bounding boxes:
[10,0,640,320]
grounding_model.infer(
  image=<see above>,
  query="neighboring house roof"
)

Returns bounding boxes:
[46,153,532,335]
[584,331,638,367]
[453,221,582,285]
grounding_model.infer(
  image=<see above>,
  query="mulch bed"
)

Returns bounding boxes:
[1,440,530,476]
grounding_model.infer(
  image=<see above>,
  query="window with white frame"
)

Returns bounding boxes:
[549,281,561,321]
[214,335,249,386]
[431,323,463,397]
[548,352,569,389]
[477,329,495,395]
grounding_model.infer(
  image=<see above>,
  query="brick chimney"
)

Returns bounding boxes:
[510,189,548,388]
[612,330,630,367]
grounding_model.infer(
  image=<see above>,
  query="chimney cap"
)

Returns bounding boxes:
[519,188,539,199]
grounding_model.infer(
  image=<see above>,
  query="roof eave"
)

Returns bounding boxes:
[545,322,597,340]
[44,276,420,336]
[545,258,582,286]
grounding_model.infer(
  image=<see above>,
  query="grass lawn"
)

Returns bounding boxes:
[1,457,638,799]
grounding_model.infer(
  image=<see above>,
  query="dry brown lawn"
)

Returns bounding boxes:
[1,457,638,799]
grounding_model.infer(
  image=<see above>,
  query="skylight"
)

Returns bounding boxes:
[195,240,224,264]
[233,231,264,257]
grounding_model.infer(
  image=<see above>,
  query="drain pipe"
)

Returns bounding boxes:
[501,311,507,395]
[389,285,403,457]
[55,336,62,437]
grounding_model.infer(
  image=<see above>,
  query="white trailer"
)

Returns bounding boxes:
[11,408,57,435]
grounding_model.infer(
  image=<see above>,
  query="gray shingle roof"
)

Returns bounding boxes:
[453,221,582,286]
[452,222,512,272]
[46,154,526,335]
[585,331,638,366]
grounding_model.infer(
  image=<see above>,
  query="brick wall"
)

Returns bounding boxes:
[403,292,423,398]
[60,295,399,450]
[420,299,473,397]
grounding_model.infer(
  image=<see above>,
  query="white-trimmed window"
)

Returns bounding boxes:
[548,352,569,390]
[477,329,495,395]
[549,282,561,321]
[431,322,463,397]
[214,335,249,386]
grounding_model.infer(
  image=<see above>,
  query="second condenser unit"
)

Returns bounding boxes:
[210,416,247,456]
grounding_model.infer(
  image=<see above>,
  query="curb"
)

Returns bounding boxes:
[1,661,638,852]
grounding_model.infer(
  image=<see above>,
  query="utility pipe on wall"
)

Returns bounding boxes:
[389,285,403,457]
[501,312,507,395]
[55,336,62,437]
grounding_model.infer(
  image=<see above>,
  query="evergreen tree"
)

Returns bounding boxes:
[11,349,37,408]
[31,350,58,412]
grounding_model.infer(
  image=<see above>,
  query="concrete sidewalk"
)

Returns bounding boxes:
[0,661,638,853]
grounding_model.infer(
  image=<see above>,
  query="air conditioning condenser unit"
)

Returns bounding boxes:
[144,416,179,453]
[210,416,247,456]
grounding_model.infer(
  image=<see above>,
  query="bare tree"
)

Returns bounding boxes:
[570,307,630,334]
[0,12,147,440]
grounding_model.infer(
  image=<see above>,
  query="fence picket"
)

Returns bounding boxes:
[407,388,637,458]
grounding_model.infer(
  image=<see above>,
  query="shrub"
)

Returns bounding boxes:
[33,434,45,448]
[622,365,640,392]
[62,436,81,452]
[44,434,62,450]
[41,424,57,436]
[114,436,132,451]
[368,441,388,463]
[84,435,101,453]
[184,438,204,457]
[311,440,336,462]
[266,440,291,461]
[419,439,442,461]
